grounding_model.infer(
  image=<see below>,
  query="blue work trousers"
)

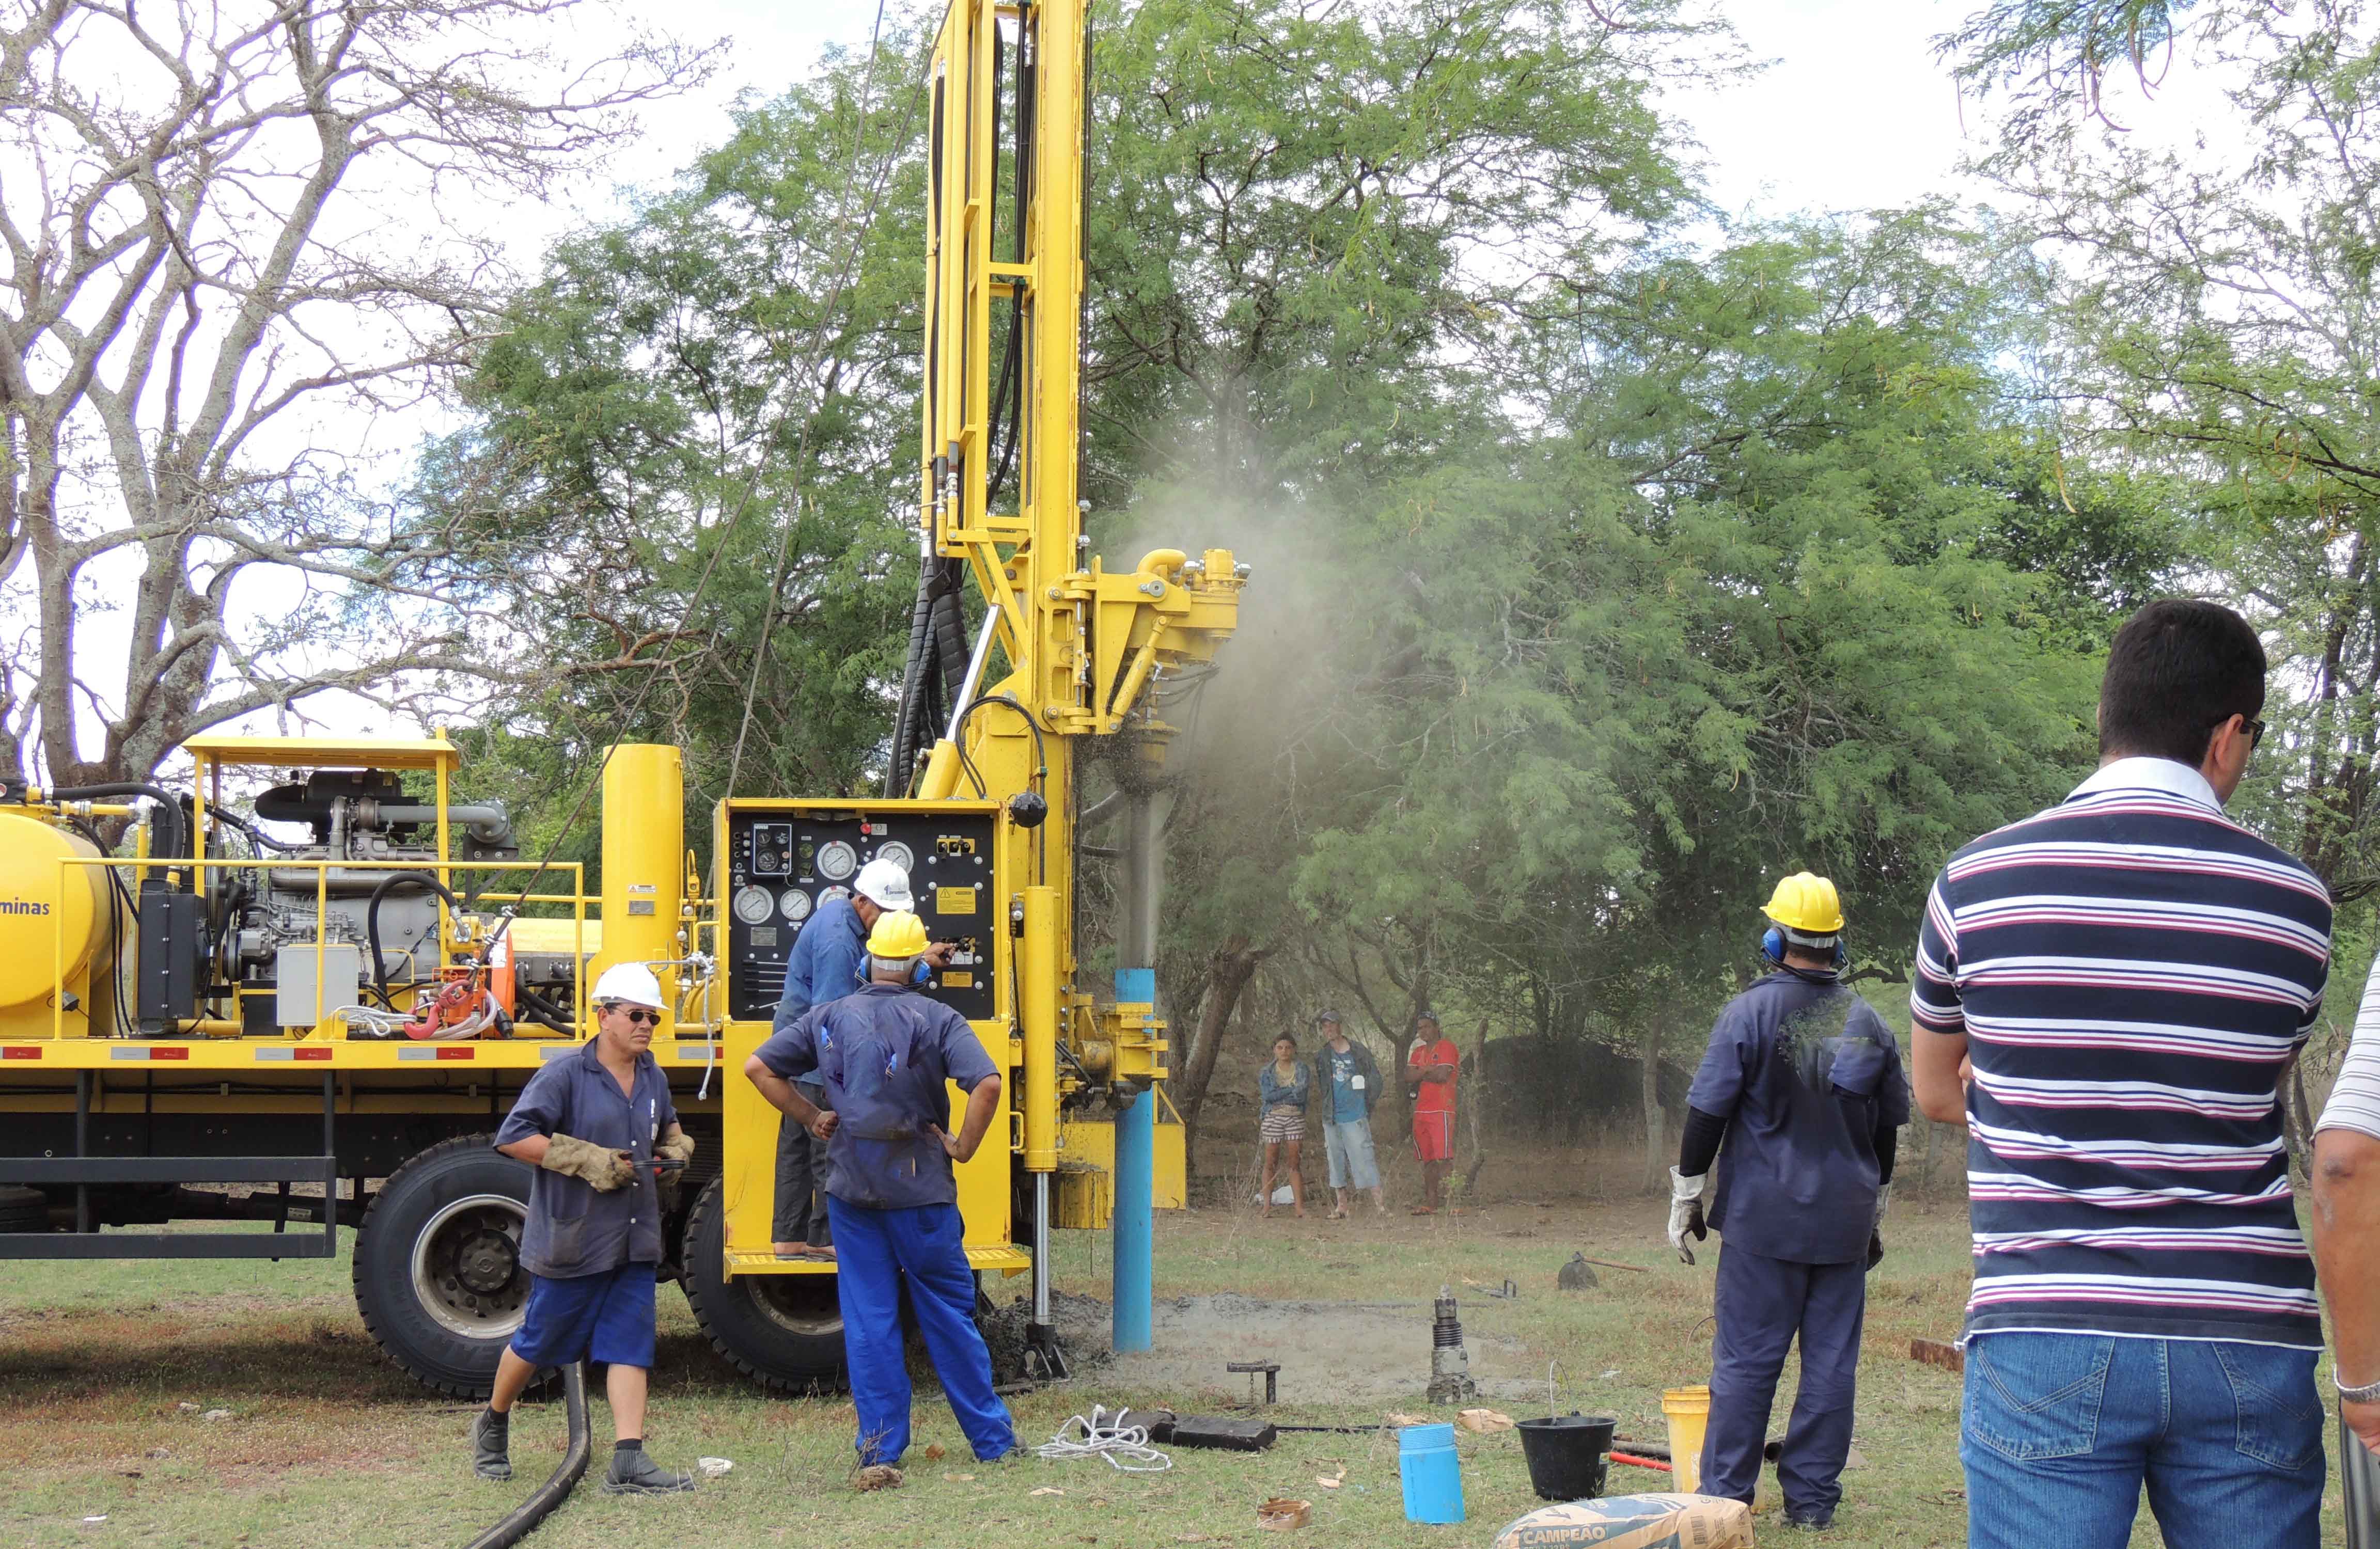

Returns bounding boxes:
[828,1196,1016,1466]
[1961,1333,2323,1549]
[1702,1244,1866,1522]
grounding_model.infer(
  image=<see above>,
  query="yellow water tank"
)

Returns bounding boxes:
[0,812,112,1010]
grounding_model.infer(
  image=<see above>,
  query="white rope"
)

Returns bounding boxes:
[1035,1407,1172,1473]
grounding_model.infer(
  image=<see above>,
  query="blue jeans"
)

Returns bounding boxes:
[1322,1119,1379,1190]
[829,1197,1016,1466]
[1962,1333,2324,1549]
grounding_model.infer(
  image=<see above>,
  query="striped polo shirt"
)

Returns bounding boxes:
[1912,756,2332,1348]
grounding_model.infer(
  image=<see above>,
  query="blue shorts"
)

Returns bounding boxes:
[509,1263,658,1369]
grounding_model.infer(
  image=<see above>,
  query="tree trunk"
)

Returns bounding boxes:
[1640,1023,1666,1193]
[1176,935,1268,1177]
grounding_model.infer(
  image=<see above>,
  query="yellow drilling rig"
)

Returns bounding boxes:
[0,0,1239,1393]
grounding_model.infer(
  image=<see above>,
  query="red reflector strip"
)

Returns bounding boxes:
[2,1047,40,1060]
[294,1047,332,1062]
[150,1047,189,1060]
[435,1047,476,1061]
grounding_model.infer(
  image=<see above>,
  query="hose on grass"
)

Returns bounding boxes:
[464,1362,589,1549]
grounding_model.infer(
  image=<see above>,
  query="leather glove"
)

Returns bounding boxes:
[542,1132,636,1192]
[1667,1167,1709,1265]
[655,1130,697,1165]
[1867,1182,1891,1272]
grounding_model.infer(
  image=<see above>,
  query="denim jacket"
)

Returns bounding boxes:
[1258,1060,1310,1111]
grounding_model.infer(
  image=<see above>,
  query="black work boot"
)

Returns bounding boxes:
[470,1408,511,1481]
[603,1442,695,1495]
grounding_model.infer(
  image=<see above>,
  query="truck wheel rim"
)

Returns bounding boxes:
[411,1192,529,1340]
[747,1274,840,1338]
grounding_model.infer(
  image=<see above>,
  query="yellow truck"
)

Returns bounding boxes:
[0,0,1237,1395]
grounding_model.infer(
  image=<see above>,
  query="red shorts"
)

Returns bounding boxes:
[1411,1109,1453,1162]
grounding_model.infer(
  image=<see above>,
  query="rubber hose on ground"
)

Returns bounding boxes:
[463,1361,590,1549]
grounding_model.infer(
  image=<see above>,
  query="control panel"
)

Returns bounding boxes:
[722,802,1000,1022]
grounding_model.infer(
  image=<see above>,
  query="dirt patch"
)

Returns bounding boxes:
[1036,1291,1544,1406]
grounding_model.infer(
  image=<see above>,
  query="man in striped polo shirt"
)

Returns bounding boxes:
[1912,599,2331,1549]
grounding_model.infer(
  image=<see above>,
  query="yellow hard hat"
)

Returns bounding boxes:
[867,909,929,959]
[1762,872,1844,935]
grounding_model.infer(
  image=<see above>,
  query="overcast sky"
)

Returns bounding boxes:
[63,1,2232,758]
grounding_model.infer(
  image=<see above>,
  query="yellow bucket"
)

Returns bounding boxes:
[1661,1384,1711,1494]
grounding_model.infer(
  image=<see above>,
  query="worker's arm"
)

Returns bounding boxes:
[744,1056,836,1139]
[2315,1127,2380,1455]
[1911,874,1970,1123]
[497,1135,550,1165]
[932,1073,1002,1163]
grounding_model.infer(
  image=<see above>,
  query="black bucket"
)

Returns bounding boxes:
[1517,1412,1617,1502]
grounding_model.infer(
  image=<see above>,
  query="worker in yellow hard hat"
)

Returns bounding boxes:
[1663,872,1910,1530]
[742,910,1016,1479]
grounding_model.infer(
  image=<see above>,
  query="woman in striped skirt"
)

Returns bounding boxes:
[1257,1033,1310,1219]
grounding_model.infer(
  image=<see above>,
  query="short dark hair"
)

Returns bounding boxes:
[1274,1032,1298,1049]
[2099,599,2266,766]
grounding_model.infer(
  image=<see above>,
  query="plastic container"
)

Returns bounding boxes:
[1399,1421,1465,1524]
[1516,1412,1616,1501]
[1661,1385,1710,1494]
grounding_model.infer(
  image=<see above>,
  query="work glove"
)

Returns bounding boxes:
[542,1132,636,1192]
[655,1130,697,1165]
[1866,1183,1891,1272]
[1667,1167,1709,1265]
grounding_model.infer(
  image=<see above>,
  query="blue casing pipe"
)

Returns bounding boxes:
[1113,966,1156,1352]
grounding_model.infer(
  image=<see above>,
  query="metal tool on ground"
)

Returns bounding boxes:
[462,1361,590,1549]
[1169,1416,1277,1451]
[1228,1359,1280,1405]
[1036,1406,1173,1472]
[1426,1288,1478,1405]
[1610,1451,1673,1473]
[1557,1253,1599,1291]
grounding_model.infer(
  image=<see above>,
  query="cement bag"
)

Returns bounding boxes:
[1491,1492,1752,1549]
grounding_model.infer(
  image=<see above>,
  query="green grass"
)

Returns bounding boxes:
[0,1194,2353,1547]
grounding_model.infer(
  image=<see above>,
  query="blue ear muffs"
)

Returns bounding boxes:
[1763,926,1847,970]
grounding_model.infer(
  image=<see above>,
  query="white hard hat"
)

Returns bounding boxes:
[591,961,665,1011]
[853,856,913,911]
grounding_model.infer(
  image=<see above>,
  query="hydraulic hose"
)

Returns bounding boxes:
[46,782,187,863]
[515,985,577,1036]
[365,871,468,1009]
[463,1361,590,1549]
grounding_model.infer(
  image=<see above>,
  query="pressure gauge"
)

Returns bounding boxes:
[779,889,812,924]
[816,840,858,881]
[732,885,775,925]
[820,886,852,909]
[874,840,915,874]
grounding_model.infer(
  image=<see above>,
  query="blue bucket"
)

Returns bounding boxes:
[1399,1422,1465,1524]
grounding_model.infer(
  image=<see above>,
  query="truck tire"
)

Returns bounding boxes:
[680,1176,845,1393]
[354,1134,533,1398]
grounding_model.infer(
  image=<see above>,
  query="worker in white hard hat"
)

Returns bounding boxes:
[768,854,954,1259]
[473,961,698,1495]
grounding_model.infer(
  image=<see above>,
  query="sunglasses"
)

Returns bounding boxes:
[2218,714,2267,750]
[601,1005,661,1026]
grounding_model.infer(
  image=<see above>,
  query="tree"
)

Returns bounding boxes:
[0,0,712,784]
[1948,0,2380,898]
